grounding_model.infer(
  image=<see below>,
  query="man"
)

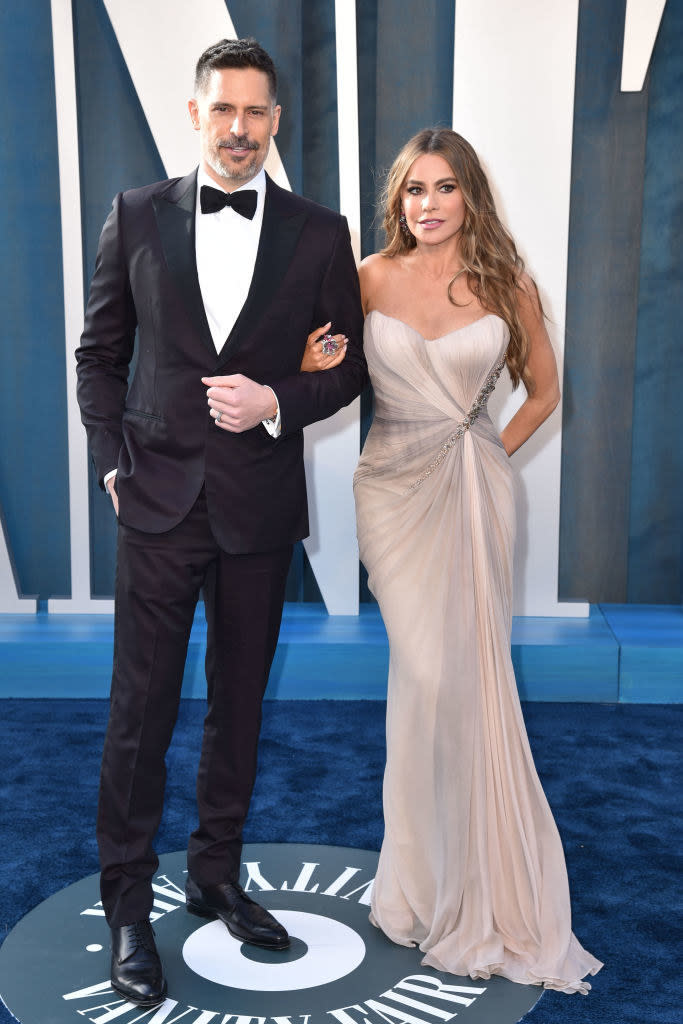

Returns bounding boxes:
[76,38,366,1007]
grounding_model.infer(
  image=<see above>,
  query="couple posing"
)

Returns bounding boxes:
[76,37,601,1011]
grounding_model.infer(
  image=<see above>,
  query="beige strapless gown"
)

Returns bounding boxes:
[354,311,602,993]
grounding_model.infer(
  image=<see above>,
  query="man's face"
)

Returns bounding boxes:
[188,67,281,189]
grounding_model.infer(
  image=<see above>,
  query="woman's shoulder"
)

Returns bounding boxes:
[359,252,392,276]
[515,271,544,322]
[516,270,535,295]
[359,252,401,290]
[358,254,397,312]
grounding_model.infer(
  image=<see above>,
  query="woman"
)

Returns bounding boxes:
[303,128,601,993]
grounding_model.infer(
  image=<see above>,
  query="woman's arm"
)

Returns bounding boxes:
[300,253,386,372]
[499,277,561,457]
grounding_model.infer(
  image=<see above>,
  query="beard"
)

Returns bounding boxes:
[205,134,265,184]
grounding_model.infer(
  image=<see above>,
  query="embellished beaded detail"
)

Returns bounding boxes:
[405,354,507,494]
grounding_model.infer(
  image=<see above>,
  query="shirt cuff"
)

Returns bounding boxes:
[261,386,281,438]
[103,469,117,487]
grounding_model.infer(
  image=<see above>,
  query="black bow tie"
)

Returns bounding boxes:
[200,185,258,219]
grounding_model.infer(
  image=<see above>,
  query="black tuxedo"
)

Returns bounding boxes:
[76,170,366,926]
[77,171,366,549]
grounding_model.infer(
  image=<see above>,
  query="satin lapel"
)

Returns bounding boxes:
[152,170,215,357]
[216,177,308,367]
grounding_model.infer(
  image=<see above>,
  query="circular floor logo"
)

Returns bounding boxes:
[0,844,541,1024]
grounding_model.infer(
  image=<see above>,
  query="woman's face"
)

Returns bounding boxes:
[401,153,466,248]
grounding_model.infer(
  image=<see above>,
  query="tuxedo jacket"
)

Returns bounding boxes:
[76,171,367,553]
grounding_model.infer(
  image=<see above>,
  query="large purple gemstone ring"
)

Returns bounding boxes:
[321,334,339,356]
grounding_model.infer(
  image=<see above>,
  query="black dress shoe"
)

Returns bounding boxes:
[110,919,167,1007]
[186,876,289,949]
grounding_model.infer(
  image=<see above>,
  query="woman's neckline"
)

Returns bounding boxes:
[366,309,501,343]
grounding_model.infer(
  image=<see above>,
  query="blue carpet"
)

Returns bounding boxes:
[0,699,680,1023]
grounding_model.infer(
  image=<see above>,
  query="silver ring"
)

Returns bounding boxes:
[216,411,222,423]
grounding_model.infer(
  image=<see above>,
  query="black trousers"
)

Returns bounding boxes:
[97,487,292,926]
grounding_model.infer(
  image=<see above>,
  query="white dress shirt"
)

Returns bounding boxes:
[195,166,264,352]
[195,166,280,436]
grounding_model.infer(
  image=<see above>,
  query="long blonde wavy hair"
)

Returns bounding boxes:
[381,128,539,391]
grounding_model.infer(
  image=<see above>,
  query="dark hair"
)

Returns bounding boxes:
[382,127,538,392]
[194,38,277,101]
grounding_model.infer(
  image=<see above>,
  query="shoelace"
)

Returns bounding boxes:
[126,921,156,955]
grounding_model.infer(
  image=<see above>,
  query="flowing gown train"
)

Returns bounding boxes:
[353,310,602,993]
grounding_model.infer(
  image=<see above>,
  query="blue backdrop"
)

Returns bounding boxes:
[0,0,680,605]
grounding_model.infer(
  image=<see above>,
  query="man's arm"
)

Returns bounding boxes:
[75,192,137,488]
[202,214,366,437]
[265,215,367,434]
